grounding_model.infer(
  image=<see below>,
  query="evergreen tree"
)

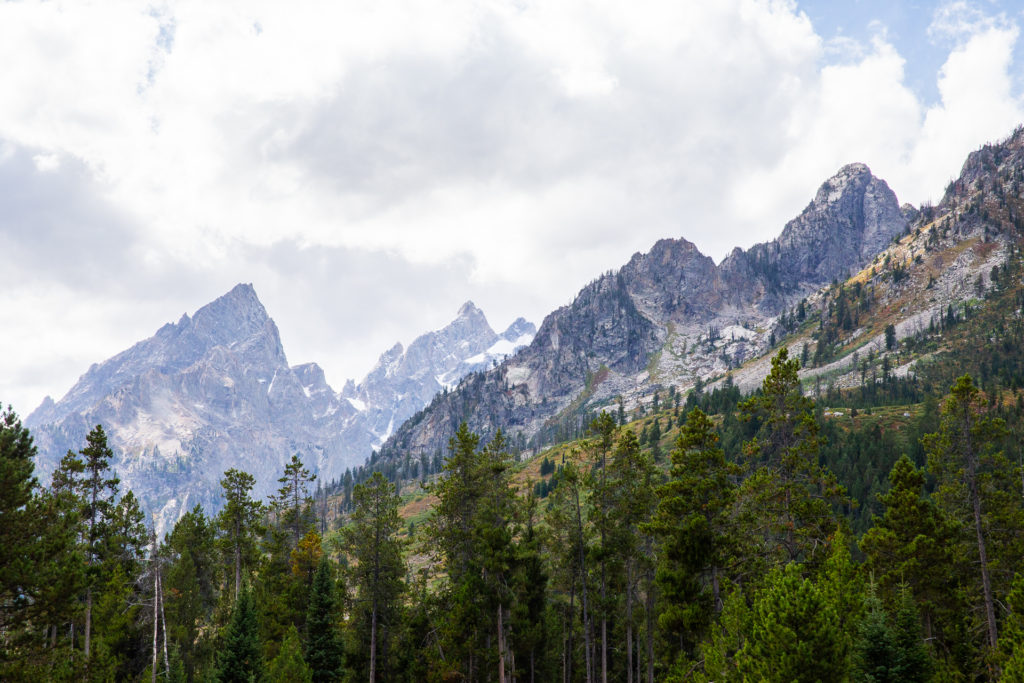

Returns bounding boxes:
[736,348,847,572]
[427,423,521,681]
[859,455,960,645]
[305,555,343,683]
[0,407,41,631]
[651,408,738,660]
[165,506,218,681]
[267,625,312,683]
[343,471,405,682]
[852,582,932,683]
[273,454,316,549]
[510,491,552,683]
[607,428,658,683]
[924,374,1020,652]
[216,469,264,602]
[818,529,865,673]
[216,584,263,683]
[77,424,121,664]
[545,460,595,683]
[735,563,846,682]
[890,586,932,683]
[852,585,900,683]
[695,586,751,683]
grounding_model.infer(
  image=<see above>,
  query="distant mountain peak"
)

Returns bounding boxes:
[457,300,483,318]
[501,317,536,342]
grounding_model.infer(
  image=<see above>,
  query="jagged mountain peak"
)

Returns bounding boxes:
[457,300,485,319]
[190,283,271,343]
[501,317,536,342]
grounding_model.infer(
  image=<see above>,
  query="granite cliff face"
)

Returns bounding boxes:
[376,163,909,462]
[716,163,907,311]
[27,288,533,529]
[27,284,356,528]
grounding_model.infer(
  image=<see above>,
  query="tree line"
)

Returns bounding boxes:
[2,348,1024,680]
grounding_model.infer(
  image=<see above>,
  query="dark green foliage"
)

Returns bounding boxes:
[343,471,404,682]
[860,456,961,649]
[267,626,312,683]
[924,375,1022,652]
[852,585,932,683]
[853,588,901,683]
[0,406,41,630]
[884,324,897,350]
[305,556,343,682]
[216,469,265,602]
[216,585,263,683]
[999,573,1024,677]
[273,453,316,549]
[736,563,846,682]
[736,348,847,570]
[891,588,932,683]
[165,505,218,681]
[651,408,737,658]
[510,493,553,683]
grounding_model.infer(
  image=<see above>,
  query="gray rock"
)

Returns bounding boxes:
[377,163,909,463]
[27,287,534,532]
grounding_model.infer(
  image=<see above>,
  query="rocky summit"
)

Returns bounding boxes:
[337,301,535,464]
[27,287,533,530]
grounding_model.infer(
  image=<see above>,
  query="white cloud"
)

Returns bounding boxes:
[0,0,1021,416]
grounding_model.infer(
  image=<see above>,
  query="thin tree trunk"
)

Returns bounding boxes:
[370,602,378,683]
[509,631,516,683]
[497,603,507,683]
[84,588,92,662]
[159,567,169,673]
[635,627,641,683]
[601,614,607,683]
[970,477,998,649]
[152,564,159,683]
[574,487,593,683]
[645,547,654,683]
[712,563,721,612]
[566,576,575,683]
[626,562,634,683]
[234,543,241,601]
[647,573,655,683]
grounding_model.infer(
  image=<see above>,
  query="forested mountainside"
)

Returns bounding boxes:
[25,288,532,532]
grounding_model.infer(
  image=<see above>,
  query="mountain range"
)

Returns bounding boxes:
[25,125,1024,528]
[26,292,534,529]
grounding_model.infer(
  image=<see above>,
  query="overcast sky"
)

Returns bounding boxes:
[2,0,1023,417]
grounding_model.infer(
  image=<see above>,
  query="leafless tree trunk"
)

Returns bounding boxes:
[159,565,169,673]
[152,561,159,683]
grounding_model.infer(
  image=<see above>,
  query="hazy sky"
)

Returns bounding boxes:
[1,0,1022,417]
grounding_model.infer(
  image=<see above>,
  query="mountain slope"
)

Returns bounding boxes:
[376,162,910,463]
